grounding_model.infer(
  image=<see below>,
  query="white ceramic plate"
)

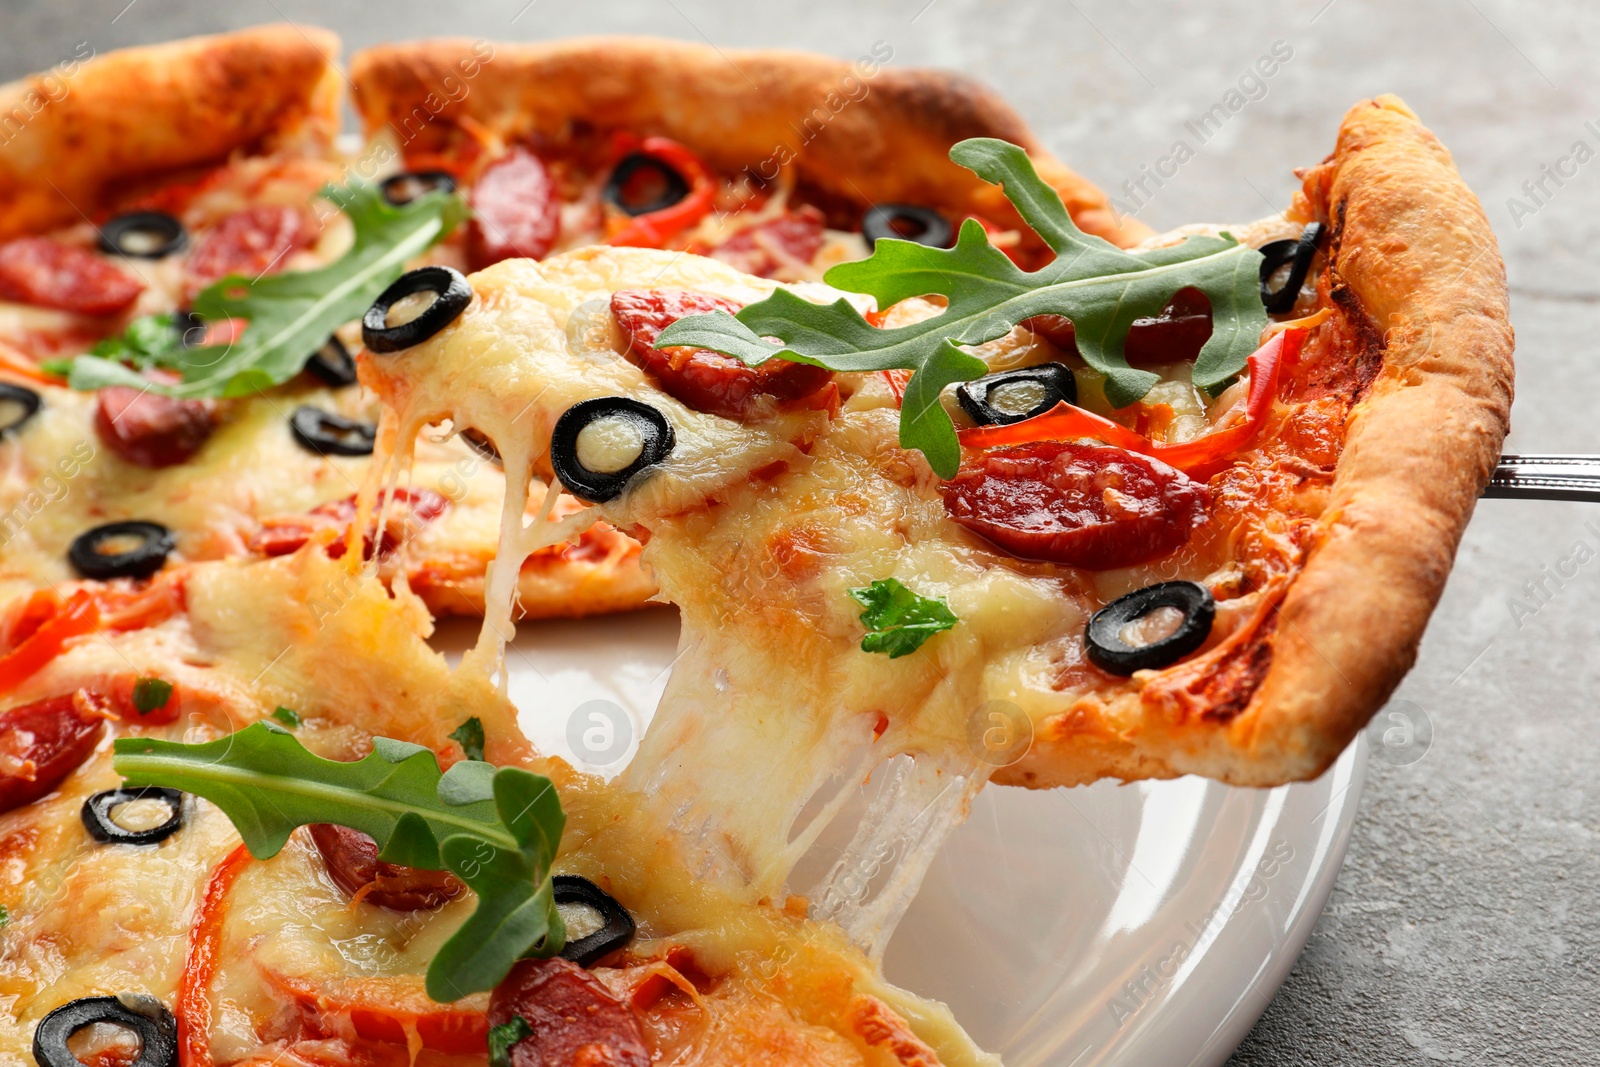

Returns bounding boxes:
[433,610,1364,1067]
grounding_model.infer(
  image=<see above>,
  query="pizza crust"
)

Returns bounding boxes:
[0,24,342,240]
[1000,95,1514,788]
[348,35,1148,251]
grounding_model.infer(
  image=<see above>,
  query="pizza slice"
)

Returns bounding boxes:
[0,547,994,1066]
[356,92,1512,847]
[0,28,653,624]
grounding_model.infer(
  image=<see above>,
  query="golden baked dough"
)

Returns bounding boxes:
[0,25,342,240]
[349,35,1149,252]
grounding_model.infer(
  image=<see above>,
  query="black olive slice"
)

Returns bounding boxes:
[98,212,188,259]
[290,405,376,457]
[955,363,1077,427]
[33,994,178,1067]
[549,397,675,504]
[602,152,691,217]
[460,427,503,467]
[380,170,458,206]
[172,309,208,350]
[69,521,175,581]
[82,787,186,846]
[554,875,635,967]
[0,382,42,438]
[862,203,953,250]
[362,266,473,354]
[1086,580,1215,675]
[305,335,358,387]
[1258,222,1325,315]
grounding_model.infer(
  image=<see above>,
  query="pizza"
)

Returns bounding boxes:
[0,25,1513,1067]
[1,549,994,1066]
[0,28,1135,625]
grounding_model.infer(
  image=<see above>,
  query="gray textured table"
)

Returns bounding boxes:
[6,2,1595,1063]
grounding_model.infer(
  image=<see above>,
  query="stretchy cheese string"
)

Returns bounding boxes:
[361,260,997,967]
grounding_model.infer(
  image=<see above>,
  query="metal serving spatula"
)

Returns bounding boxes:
[1484,455,1600,501]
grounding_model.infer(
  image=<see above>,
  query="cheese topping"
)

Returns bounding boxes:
[0,548,997,1066]
[574,415,646,474]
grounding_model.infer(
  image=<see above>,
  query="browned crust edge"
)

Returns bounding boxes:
[347,35,1148,249]
[0,24,342,240]
[413,557,661,622]
[1237,95,1514,783]
[1001,95,1514,789]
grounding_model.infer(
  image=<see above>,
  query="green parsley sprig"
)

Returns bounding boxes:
[656,137,1266,477]
[113,722,565,1001]
[450,716,487,762]
[849,578,959,658]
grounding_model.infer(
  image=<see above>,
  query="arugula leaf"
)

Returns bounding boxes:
[112,722,565,1000]
[450,717,487,762]
[0,904,8,929]
[132,677,173,715]
[271,705,302,728]
[656,137,1265,477]
[66,181,465,399]
[489,1015,533,1067]
[848,578,959,659]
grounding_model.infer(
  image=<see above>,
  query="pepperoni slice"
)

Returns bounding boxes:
[309,822,464,911]
[943,440,1211,570]
[489,957,649,1067]
[469,147,561,269]
[0,238,143,315]
[1024,288,1214,368]
[186,205,310,293]
[249,488,449,560]
[610,288,832,421]
[710,206,826,278]
[0,690,110,814]
[93,386,217,468]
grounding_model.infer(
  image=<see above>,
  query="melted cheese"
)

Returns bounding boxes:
[0,151,653,624]
[360,247,1131,1061]
[0,549,994,1065]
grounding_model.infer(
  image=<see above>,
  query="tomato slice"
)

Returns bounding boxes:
[469,146,561,268]
[942,439,1211,569]
[0,690,110,813]
[0,589,99,691]
[0,237,143,315]
[611,288,832,420]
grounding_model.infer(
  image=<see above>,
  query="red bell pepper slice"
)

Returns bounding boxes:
[177,843,253,1067]
[0,589,100,690]
[607,137,717,249]
[957,327,1305,477]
